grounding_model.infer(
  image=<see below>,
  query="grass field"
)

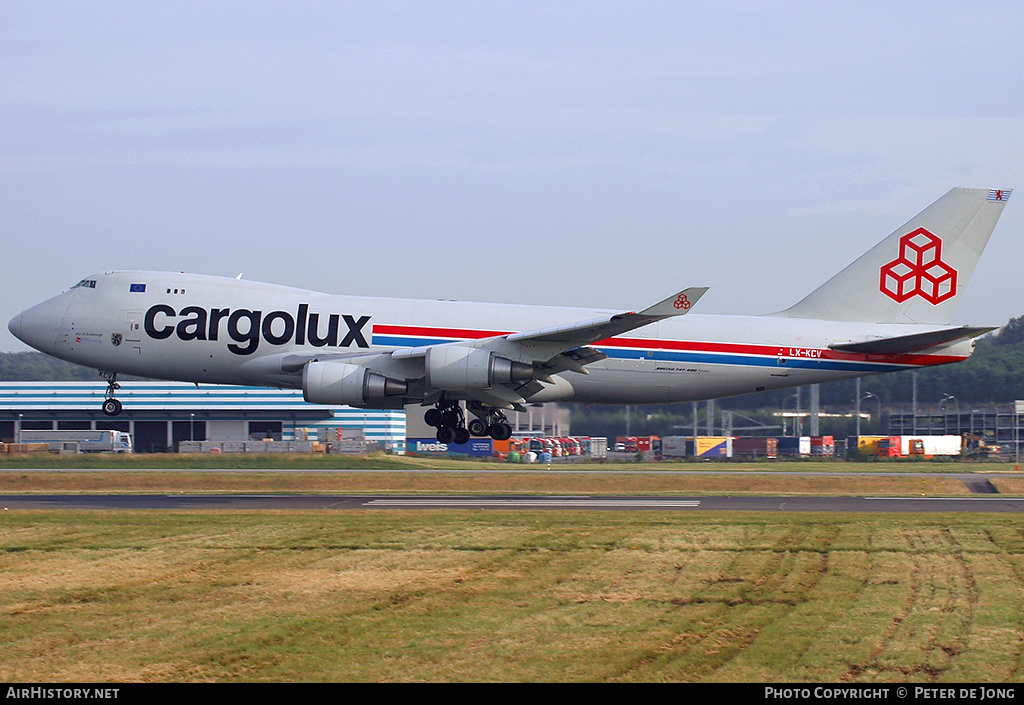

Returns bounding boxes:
[4,510,1024,682]
[1,451,1022,497]
[0,451,1016,473]
[3,455,1024,682]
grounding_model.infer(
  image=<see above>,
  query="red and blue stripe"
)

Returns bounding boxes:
[370,324,965,374]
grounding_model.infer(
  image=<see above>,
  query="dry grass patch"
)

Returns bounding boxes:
[3,510,1024,682]
[0,469,971,496]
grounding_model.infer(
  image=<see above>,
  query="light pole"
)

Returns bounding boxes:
[1015,400,1023,471]
[912,371,918,434]
[857,392,881,435]
[781,392,799,436]
[855,378,861,436]
[782,391,798,434]
[939,394,957,434]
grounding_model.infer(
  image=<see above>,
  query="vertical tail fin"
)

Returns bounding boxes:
[777,188,1010,324]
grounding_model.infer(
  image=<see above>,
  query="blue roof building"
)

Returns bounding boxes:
[0,381,405,452]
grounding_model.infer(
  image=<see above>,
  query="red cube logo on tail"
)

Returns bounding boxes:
[879,228,957,304]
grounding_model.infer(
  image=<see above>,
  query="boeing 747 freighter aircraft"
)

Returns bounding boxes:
[8,188,1011,444]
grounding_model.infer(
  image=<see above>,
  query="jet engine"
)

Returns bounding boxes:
[303,360,407,406]
[425,346,534,390]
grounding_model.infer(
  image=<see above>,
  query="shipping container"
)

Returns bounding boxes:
[810,436,835,457]
[662,436,690,458]
[848,435,887,456]
[659,436,733,459]
[695,437,732,458]
[733,437,778,459]
[776,436,811,456]
[615,435,660,453]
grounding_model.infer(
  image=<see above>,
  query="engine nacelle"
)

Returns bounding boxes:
[303,360,408,406]
[425,346,534,391]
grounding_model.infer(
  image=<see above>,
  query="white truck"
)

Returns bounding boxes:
[901,435,962,457]
[18,429,134,453]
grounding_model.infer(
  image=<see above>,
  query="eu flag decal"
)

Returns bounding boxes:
[129,283,146,293]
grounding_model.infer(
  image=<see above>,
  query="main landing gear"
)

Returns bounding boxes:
[468,402,513,441]
[101,371,122,416]
[424,399,513,444]
[424,399,469,444]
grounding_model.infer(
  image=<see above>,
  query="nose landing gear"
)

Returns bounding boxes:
[100,371,122,416]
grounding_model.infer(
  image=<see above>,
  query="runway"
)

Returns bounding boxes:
[4,493,1024,513]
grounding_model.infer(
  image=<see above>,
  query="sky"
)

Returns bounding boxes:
[2,1,1022,352]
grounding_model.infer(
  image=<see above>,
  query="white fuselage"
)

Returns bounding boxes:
[9,270,971,406]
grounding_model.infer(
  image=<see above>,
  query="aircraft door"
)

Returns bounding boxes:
[770,350,789,377]
[121,311,144,355]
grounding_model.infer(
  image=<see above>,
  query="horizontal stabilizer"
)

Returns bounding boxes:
[829,326,996,355]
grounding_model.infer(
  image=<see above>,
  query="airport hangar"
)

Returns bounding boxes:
[0,381,571,453]
[0,381,406,453]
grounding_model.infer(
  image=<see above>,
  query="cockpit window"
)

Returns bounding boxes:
[72,279,97,289]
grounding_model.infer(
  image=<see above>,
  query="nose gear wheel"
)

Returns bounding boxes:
[100,372,122,416]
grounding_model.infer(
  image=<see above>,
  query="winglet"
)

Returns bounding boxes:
[639,287,709,318]
[500,287,708,348]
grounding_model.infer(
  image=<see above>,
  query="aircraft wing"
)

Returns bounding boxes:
[498,286,708,382]
[829,325,996,355]
[505,287,709,346]
[387,287,708,408]
[392,287,708,361]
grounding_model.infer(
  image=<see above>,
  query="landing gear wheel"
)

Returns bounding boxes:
[100,371,122,416]
[427,398,471,445]
[489,422,512,441]
[466,402,515,442]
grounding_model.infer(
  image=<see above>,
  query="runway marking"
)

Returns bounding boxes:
[866,496,1024,501]
[366,498,702,508]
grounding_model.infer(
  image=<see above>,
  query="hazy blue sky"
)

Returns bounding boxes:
[2,1,1022,352]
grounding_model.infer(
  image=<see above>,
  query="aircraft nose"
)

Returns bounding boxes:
[8,311,23,341]
[8,295,71,355]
